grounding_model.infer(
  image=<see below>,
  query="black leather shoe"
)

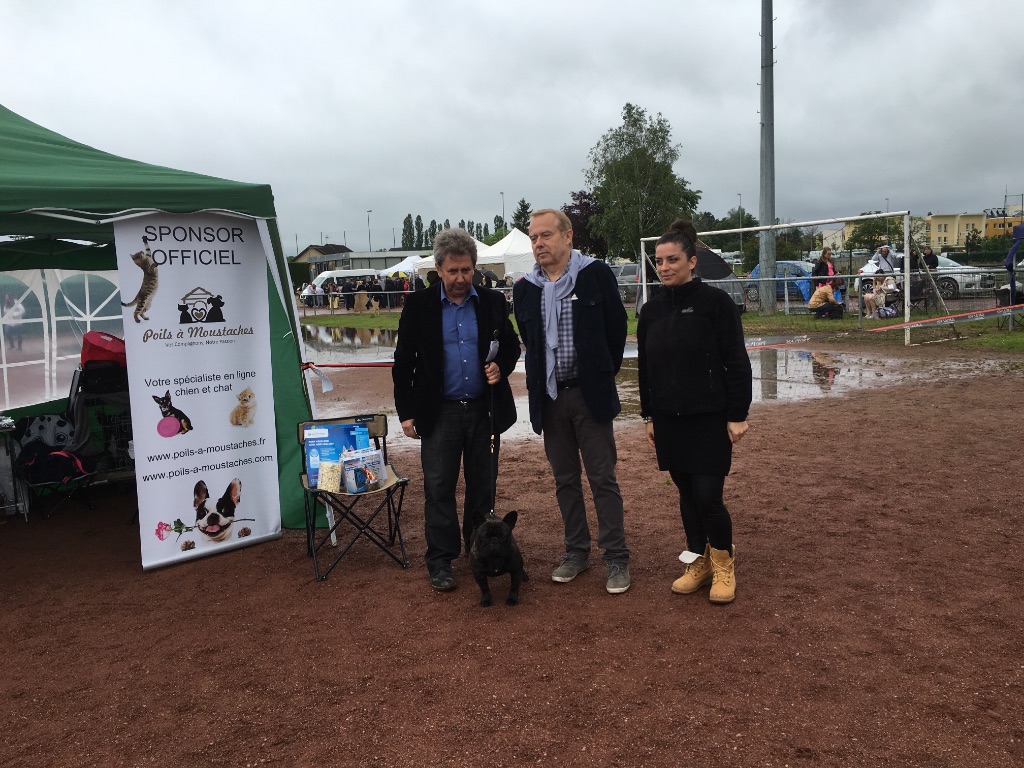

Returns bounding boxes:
[429,568,455,592]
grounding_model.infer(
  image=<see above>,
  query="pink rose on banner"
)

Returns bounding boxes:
[154,518,196,541]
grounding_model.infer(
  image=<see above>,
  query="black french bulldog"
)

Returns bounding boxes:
[468,511,528,607]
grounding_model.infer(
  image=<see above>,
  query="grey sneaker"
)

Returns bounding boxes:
[606,562,631,594]
[551,554,590,583]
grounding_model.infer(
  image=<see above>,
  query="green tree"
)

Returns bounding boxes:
[692,208,758,255]
[511,198,532,232]
[414,215,424,248]
[844,213,927,253]
[561,190,607,257]
[844,212,891,252]
[427,219,438,246]
[963,229,983,263]
[401,214,415,249]
[483,223,490,239]
[458,219,466,230]
[475,223,483,240]
[976,232,1013,262]
[493,215,506,236]
[585,103,701,259]
[775,226,802,261]
[693,211,717,233]
[444,219,451,230]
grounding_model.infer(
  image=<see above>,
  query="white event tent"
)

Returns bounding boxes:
[412,229,534,277]
[477,228,534,275]
[378,254,424,276]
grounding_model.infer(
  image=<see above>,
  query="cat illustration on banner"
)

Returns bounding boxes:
[121,237,158,323]
[229,386,256,427]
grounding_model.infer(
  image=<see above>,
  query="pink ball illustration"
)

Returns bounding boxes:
[157,416,180,438]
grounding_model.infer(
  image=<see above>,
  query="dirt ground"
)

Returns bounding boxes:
[2,340,1024,767]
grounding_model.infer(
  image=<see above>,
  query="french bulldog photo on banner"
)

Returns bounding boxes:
[114,213,280,570]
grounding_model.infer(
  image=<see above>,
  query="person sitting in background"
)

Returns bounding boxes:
[862,276,884,318]
[807,278,845,319]
[863,275,898,319]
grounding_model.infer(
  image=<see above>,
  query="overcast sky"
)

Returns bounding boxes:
[2,0,1021,255]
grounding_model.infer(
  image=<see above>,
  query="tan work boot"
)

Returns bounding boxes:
[709,546,736,604]
[671,544,712,594]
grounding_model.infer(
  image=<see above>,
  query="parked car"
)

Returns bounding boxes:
[743,261,817,303]
[997,257,1024,294]
[634,274,746,317]
[630,254,746,316]
[857,255,996,300]
[707,273,746,313]
[610,262,643,303]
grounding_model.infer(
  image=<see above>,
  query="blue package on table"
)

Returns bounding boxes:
[304,424,370,486]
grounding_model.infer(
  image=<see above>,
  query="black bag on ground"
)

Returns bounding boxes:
[16,445,91,485]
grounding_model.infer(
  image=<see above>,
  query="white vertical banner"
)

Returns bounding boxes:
[113,214,281,570]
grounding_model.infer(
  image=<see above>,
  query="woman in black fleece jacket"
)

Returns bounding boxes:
[637,219,752,604]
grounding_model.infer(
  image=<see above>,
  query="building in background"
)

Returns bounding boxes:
[925,213,985,250]
[982,202,1024,239]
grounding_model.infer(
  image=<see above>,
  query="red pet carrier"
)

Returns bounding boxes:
[80,331,127,367]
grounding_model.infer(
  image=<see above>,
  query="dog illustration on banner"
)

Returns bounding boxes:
[196,478,242,543]
[178,287,228,324]
[154,477,253,550]
[153,390,193,436]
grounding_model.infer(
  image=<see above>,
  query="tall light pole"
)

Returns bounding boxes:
[366,210,372,253]
[738,193,743,256]
[500,191,505,231]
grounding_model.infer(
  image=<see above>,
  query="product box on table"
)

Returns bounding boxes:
[303,423,370,487]
[343,448,387,493]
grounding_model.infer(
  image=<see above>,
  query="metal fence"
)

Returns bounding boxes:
[296,266,1019,324]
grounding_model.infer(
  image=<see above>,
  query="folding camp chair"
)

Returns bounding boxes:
[298,414,410,580]
[906,275,931,315]
[996,287,1024,330]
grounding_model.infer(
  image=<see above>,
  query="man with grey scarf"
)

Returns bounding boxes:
[513,209,631,594]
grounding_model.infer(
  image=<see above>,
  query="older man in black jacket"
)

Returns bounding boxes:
[513,209,630,594]
[393,228,521,592]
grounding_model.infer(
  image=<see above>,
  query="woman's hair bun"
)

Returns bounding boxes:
[670,218,697,241]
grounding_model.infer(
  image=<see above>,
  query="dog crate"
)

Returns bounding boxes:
[69,362,135,483]
[80,399,134,478]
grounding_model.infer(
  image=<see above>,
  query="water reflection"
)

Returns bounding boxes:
[615,347,882,409]
[300,325,398,362]
[306,326,1005,435]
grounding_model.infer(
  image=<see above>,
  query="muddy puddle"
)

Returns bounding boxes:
[304,325,1005,441]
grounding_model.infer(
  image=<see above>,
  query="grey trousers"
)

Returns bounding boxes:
[541,386,628,563]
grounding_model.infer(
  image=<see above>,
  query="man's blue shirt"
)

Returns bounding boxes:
[440,284,485,400]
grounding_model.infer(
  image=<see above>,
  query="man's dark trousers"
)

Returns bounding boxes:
[420,398,498,572]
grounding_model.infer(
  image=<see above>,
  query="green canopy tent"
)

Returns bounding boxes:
[0,103,312,527]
